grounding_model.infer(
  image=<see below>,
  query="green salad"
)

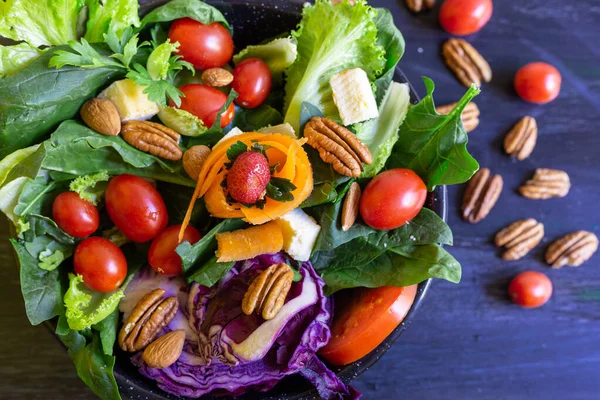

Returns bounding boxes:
[0,0,479,399]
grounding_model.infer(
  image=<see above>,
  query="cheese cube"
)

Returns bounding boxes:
[276,208,321,262]
[330,68,379,126]
[98,78,159,121]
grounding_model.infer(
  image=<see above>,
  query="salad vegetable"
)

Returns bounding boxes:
[0,0,481,399]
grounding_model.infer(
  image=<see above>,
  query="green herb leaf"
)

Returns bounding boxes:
[226,141,249,163]
[69,171,109,205]
[188,256,235,287]
[266,177,296,202]
[109,31,147,69]
[49,38,124,70]
[126,63,183,106]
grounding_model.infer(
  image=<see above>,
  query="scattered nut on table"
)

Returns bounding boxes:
[462,168,503,223]
[442,38,492,87]
[504,116,538,160]
[495,218,545,260]
[545,231,598,268]
[405,0,435,13]
[519,168,570,199]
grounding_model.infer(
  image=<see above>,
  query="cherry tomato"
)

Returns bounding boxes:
[168,18,233,70]
[514,62,562,104]
[173,84,235,128]
[439,0,493,36]
[359,169,427,230]
[74,237,127,293]
[149,225,202,276]
[320,285,417,365]
[232,58,272,108]
[508,271,553,308]
[105,175,168,243]
[52,192,99,238]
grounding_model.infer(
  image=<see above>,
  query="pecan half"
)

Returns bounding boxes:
[462,168,503,223]
[519,168,570,199]
[406,0,435,12]
[118,288,179,352]
[122,120,182,161]
[341,182,361,231]
[201,68,234,87]
[495,218,544,261]
[442,39,492,87]
[545,231,598,268]
[242,263,294,320]
[304,117,372,177]
[504,116,537,160]
[435,102,480,133]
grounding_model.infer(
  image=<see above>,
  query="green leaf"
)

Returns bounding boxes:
[372,8,405,103]
[0,0,85,47]
[283,0,386,132]
[11,239,66,325]
[187,256,235,287]
[147,39,180,80]
[38,249,65,271]
[139,0,230,31]
[49,38,125,69]
[13,176,64,218]
[157,106,207,137]
[354,82,410,178]
[176,219,247,274]
[0,46,123,159]
[322,244,461,295]
[92,309,119,356]
[126,63,183,106]
[386,77,480,191]
[265,177,296,202]
[69,171,109,205]
[0,43,41,78]
[84,0,141,43]
[109,31,146,69]
[226,141,249,164]
[23,214,77,264]
[234,37,297,85]
[230,105,284,132]
[158,182,209,227]
[0,144,43,189]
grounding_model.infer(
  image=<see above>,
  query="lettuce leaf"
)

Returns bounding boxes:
[146,40,180,80]
[84,0,141,43]
[355,82,410,178]
[0,0,85,47]
[386,77,480,191]
[233,37,297,85]
[0,43,41,78]
[69,171,109,205]
[283,0,385,132]
[139,0,230,30]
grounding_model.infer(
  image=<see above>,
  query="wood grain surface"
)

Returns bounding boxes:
[1,1,600,399]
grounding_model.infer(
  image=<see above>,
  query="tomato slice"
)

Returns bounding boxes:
[320,285,417,366]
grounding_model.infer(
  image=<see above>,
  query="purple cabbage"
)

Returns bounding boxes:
[124,253,358,399]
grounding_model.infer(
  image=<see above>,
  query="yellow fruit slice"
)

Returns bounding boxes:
[215,221,284,262]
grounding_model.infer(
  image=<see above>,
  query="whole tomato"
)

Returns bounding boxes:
[360,169,427,230]
[168,18,233,70]
[440,0,493,36]
[105,175,168,243]
[514,62,562,104]
[173,84,235,128]
[508,271,553,308]
[74,237,128,293]
[149,224,202,276]
[52,192,99,238]
[232,58,272,108]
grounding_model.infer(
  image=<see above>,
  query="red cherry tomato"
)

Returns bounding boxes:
[173,84,235,128]
[74,237,128,293]
[359,169,427,230]
[52,192,99,238]
[514,62,562,104]
[439,0,493,36]
[105,175,168,243]
[168,18,233,70]
[320,285,417,365]
[232,58,272,109]
[149,225,202,276]
[508,271,553,308]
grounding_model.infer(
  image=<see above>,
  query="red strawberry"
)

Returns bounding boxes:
[226,151,271,204]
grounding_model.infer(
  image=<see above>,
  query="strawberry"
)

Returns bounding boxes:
[226,151,271,204]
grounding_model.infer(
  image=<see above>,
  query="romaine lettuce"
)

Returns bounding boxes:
[233,37,297,84]
[84,0,141,43]
[283,0,386,132]
[0,43,41,78]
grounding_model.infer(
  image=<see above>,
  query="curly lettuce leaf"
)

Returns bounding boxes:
[386,77,480,191]
[0,0,85,47]
[354,82,410,178]
[147,40,180,80]
[234,37,297,85]
[38,249,65,271]
[84,0,141,43]
[140,0,230,30]
[69,171,109,205]
[283,0,385,132]
[0,43,41,78]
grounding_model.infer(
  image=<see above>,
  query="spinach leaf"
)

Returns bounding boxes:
[140,0,231,31]
[229,104,283,132]
[0,46,123,158]
[71,334,121,400]
[158,182,209,228]
[176,219,247,273]
[11,239,66,325]
[92,309,119,357]
[322,244,461,295]
[187,256,235,287]
[23,214,77,271]
[372,8,405,102]
[13,175,66,218]
[386,77,480,191]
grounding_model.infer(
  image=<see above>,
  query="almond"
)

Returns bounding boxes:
[142,330,185,369]
[341,182,361,231]
[80,98,121,136]
[201,68,234,87]
[183,145,211,180]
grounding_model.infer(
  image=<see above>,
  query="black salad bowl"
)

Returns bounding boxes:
[110,1,444,399]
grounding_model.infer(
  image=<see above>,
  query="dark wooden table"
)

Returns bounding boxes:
[2,0,600,399]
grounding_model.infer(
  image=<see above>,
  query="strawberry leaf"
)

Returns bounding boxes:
[266,177,296,202]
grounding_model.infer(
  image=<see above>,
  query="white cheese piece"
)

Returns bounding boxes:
[215,126,244,146]
[330,67,379,125]
[276,208,321,262]
[98,78,159,121]
[258,122,296,137]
